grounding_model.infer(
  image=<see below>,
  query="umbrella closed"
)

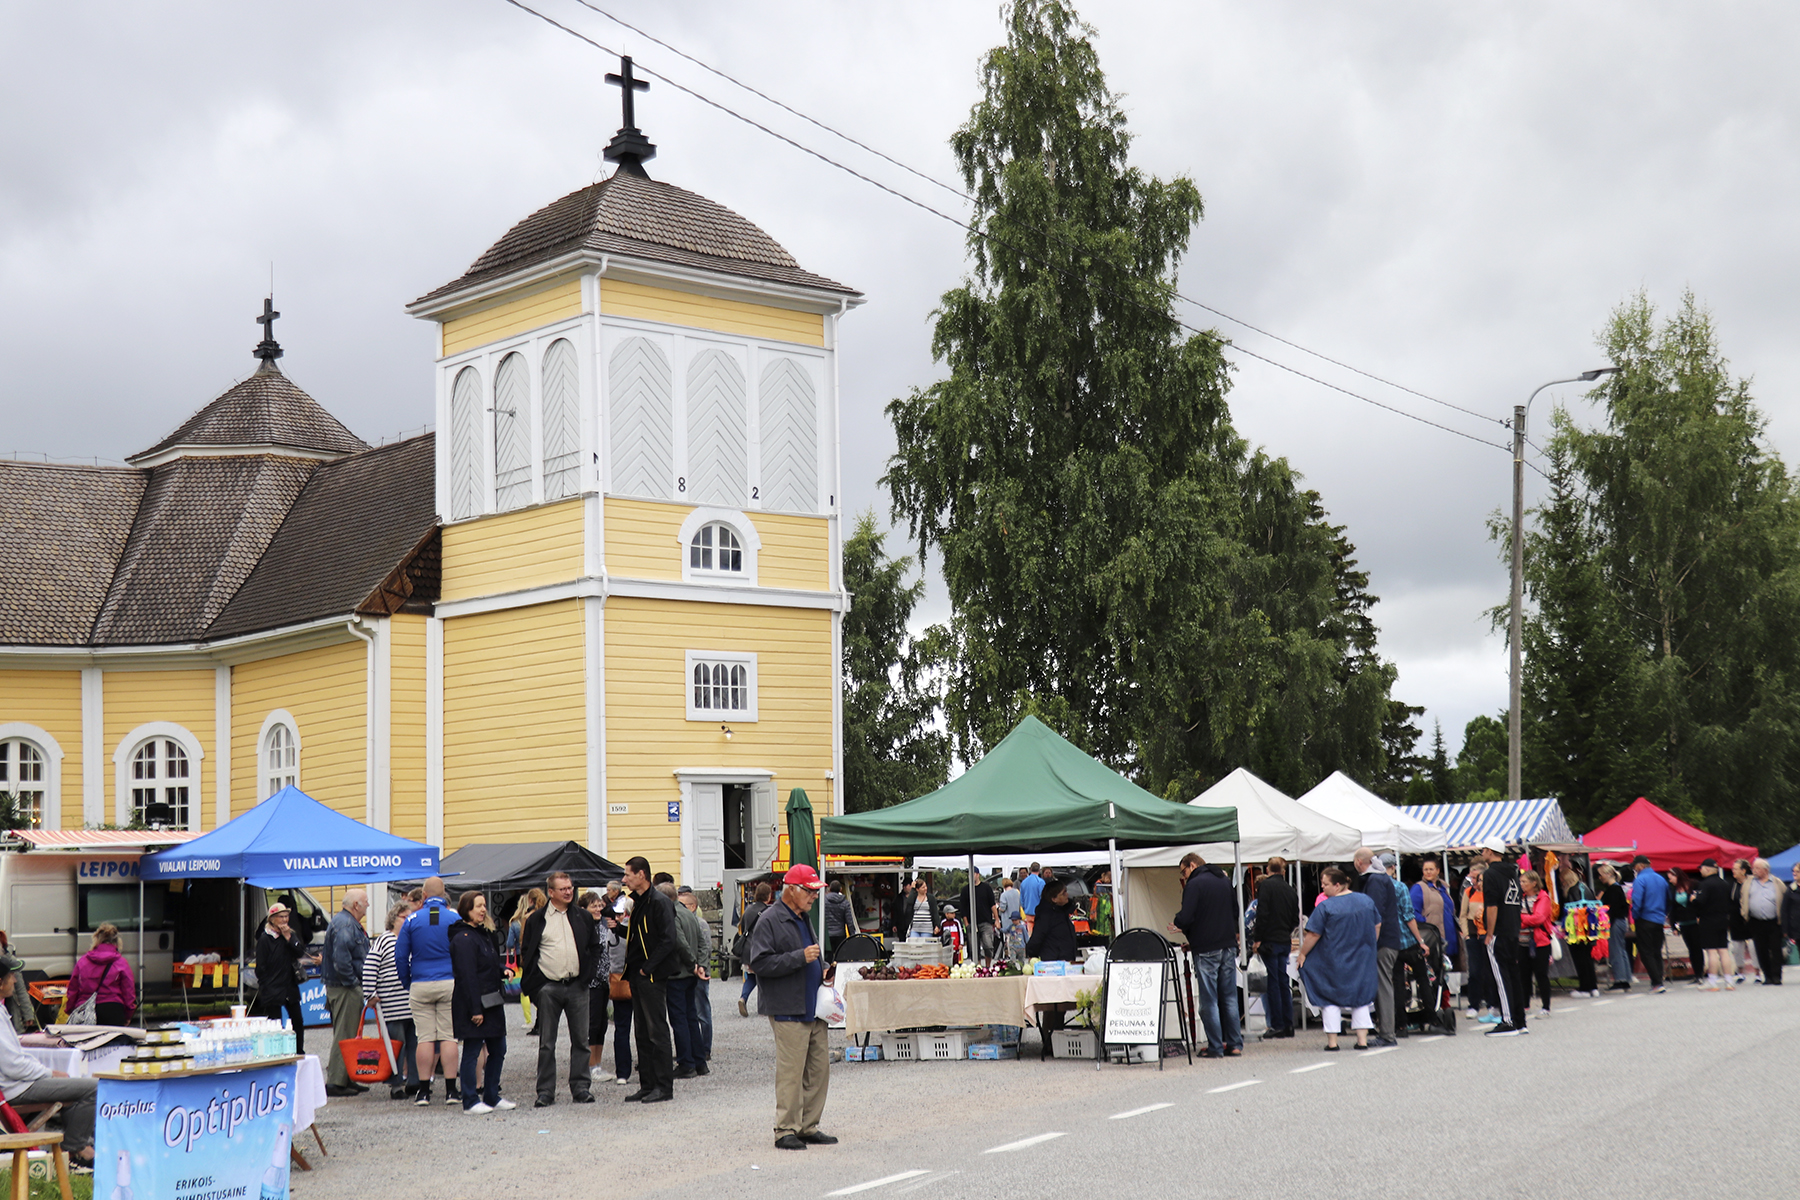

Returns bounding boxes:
[786,787,821,939]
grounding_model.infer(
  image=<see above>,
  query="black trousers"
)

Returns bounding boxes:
[1571,941,1598,993]
[1634,920,1666,988]
[261,992,306,1056]
[1749,917,1785,985]
[1487,938,1524,1027]
[1516,943,1552,1010]
[631,978,675,1093]
[1679,925,1705,981]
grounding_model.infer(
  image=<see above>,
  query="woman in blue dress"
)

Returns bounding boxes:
[1297,866,1380,1051]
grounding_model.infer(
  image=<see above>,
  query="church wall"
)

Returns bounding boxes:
[440,277,584,357]
[389,613,428,843]
[439,497,585,600]
[441,600,587,847]
[229,641,366,821]
[0,668,83,829]
[600,279,825,348]
[603,597,833,883]
[602,497,831,591]
[103,668,216,827]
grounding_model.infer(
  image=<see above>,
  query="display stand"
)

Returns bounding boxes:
[1098,928,1191,1069]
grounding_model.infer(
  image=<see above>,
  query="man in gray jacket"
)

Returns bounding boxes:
[746,864,835,1151]
[322,888,370,1096]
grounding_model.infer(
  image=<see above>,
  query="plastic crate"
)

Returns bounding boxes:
[1049,1029,1097,1059]
[917,1030,971,1060]
[967,1043,1019,1060]
[878,1033,918,1061]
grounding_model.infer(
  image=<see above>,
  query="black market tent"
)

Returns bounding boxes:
[410,840,625,899]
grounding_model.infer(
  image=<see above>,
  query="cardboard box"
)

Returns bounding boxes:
[967,1043,1019,1060]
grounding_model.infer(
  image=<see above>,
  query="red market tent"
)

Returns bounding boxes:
[1582,797,1757,871]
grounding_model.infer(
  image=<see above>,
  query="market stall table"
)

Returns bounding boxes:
[843,973,1099,1037]
[21,1044,131,1078]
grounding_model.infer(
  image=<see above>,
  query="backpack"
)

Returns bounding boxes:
[732,901,766,961]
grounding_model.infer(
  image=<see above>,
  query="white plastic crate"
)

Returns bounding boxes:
[1050,1028,1097,1059]
[917,1030,970,1060]
[878,1032,918,1061]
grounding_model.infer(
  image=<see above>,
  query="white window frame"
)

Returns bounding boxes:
[113,722,204,830]
[684,651,758,722]
[258,709,302,799]
[677,507,760,586]
[0,724,63,830]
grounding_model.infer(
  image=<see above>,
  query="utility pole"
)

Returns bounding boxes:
[1510,367,1621,803]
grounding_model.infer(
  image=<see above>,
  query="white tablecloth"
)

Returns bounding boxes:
[294,1054,326,1132]
[22,1043,131,1078]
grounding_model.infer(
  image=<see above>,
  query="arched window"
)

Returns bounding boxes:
[130,738,190,828]
[493,351,533,511]
[262,716,299,799]
[0,738,47,828]
[689,522,743,574]
[685,651,757,720]
[449,364,484,519]
[542,338,580,501]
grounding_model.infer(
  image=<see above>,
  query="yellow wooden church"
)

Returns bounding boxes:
[0,96,860,886]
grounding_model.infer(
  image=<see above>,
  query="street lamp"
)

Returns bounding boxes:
[1508,366,1620,803]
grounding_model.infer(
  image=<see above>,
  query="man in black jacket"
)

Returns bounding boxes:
[621,856,679,1102]
[1355,847,1401,1046]
[1171,853,1242,1057]
[747,864,834,1151]
[1252,858,1300,1040]
[520,870,599,1107]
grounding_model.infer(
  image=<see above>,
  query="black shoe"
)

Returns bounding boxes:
[325,1084,360,1098]
[623,1089,651,1102]
[349,1082,369,1093]
[1259,1029,1284,1041]
[799,1131,838,1145]
[414,1085,433,1107]
[775,1134,807,1150]
[389,1086,407,1101]
[641,1088,674,1103]
[1374,1037,1397,1047]
[673,1065,697,1079]
[1395,1029,1410,1038]
[535,1099,555,1108]
[694,1061,710,1076]
[445,1083,461,1105]
[572,1093,595,1104]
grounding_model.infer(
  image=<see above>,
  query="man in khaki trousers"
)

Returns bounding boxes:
[745,865,836,1151]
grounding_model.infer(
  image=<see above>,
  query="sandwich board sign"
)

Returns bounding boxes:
[1102,960,1163,1045]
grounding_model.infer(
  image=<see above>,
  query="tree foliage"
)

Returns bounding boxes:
[841,512,952,812]
[1519,291,1800,844]
[1453,713,1508,804]
[884,0,1399,800]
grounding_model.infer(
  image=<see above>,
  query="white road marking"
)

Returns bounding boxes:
[1359,1046,1398,1056]
[1289,1061,1336,1074]
[1109,1103,1175,1120]
[1413,1035,1445,1043]
[895,1173,958,1194]
[983,1132,1067,1154]
[1590,999,1614,1007]
[1207,1079,1262,1094]
[827,1171,929,1195]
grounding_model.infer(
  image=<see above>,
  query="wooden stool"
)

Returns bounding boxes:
[0,1129,72,1200]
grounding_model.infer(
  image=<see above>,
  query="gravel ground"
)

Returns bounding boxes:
[293,977,1800,1200]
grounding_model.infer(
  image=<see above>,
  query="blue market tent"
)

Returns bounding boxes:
[1768,842,1800,876]
[1401,797,1576,850]
[141,785,441,888]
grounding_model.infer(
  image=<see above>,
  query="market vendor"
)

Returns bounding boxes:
[0,952,96,1165]
[1026,879,1078,962]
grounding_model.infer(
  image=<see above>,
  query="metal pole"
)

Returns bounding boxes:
[1108,838,1122,936]
[237,879,245,1006]
[137,872,145,1014]
[967,852,977,964]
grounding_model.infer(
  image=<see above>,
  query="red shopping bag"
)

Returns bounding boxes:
[339,1004,401,1083]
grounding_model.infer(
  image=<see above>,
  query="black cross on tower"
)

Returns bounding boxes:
[253,297,284,371]
[603,54,657,177]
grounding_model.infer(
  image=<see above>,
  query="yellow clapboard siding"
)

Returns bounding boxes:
[442,601,588,847]
[440,277,583,357]
[603,498,830,590]
[601,279,824,347]
[440,497,585,601]
[102,669,216,827]
[603,598,831,883]
[389,614,428,843]
[230,640,367,822]
[0,669,83,829]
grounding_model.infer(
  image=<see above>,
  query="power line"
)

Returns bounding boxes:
[500,0,1509,452]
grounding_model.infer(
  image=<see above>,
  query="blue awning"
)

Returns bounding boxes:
[1767,842,1800,877]
[1399,798,1575,849]
[140,785,440,888]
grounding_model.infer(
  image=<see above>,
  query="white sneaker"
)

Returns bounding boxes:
[1466,1008,1480,1019]
[493,1098,517,1111]
[613,1076,631,1086]
[466,1102,494,1115]
[1534,1008,1551,1018]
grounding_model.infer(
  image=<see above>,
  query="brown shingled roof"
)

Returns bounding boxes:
[413,171,859,306]
[209,435,440,640]
[130,369,369,464]
[0,462,146,646]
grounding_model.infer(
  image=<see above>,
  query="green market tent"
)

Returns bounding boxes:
[820,716,1237,856]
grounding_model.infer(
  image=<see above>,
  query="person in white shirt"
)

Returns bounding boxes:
[0,953,96,1164]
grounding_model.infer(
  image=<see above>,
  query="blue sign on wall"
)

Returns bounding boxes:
[668,801,681,823]
[298,978,331,1027]
[95,1061,296,1200]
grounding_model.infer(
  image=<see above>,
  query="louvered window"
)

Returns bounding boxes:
[0,740,46,828]
[449,365,484,519]
[758,357,818,512]
[686,350,748,506]
[608,337,674,499]
[541,338,580,500]
[493,352,533,511]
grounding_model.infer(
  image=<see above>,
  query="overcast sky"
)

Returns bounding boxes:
[4,1,1797,764]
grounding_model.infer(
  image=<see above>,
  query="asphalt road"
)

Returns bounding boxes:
[292,978,1799,1200]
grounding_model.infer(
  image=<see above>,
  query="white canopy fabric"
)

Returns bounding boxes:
[1295,771,1448,854]
[1120,768,1363,868]
[911,851,1111,873]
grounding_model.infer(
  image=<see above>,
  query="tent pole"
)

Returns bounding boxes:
[1108,839,1122,937]
[237,879,245,1006]
[137,872,145,1013]
[967,853,977,964]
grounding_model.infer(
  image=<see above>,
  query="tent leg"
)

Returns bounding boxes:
[1108,838,1122,938]
[237,879,245,1006]
[967,853,977,964]
[137,873,145,1013]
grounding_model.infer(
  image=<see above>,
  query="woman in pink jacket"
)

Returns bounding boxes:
[65,924,136,1027]
[1517,871,1557,1019]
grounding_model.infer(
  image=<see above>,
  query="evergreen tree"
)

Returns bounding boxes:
[884,0,1400,796]
[841,513,951,812]
[1454,714,1508,802]
[1428,720,1454,804]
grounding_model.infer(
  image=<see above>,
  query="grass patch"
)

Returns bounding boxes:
[0,1166,93,1198]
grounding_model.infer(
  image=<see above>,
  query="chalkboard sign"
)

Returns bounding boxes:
[1102,960,1164,1045]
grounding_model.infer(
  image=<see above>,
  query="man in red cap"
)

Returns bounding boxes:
[745,864,836,1151]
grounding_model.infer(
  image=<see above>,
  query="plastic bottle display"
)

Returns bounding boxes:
[260,1125,291,1200]
[110,1150,132,1200]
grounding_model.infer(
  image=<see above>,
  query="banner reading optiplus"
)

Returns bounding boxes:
[94,1062,296,1200]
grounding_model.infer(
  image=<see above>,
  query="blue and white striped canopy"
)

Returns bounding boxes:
[1400,798,1575,849]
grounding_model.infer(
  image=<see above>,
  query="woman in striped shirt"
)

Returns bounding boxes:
[362,899,419,1100]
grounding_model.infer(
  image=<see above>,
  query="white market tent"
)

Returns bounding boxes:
[1400,797,1576,850]
[1295,771,1448,854]
[912,851,1112,873]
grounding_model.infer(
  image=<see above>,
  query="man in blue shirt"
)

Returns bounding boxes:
[1019,863,1046,937]
[1355,848,1400,1046]
[746,864,834,1151]
[1629,855,1670,993]
[396,877,462,1106]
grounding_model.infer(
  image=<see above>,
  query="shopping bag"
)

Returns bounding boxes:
[816,983,846,1028]
[340,1004,401,1084]
[520,992,534,1028]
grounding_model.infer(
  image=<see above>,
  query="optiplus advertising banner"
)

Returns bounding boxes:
[95,1063,296,1200]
